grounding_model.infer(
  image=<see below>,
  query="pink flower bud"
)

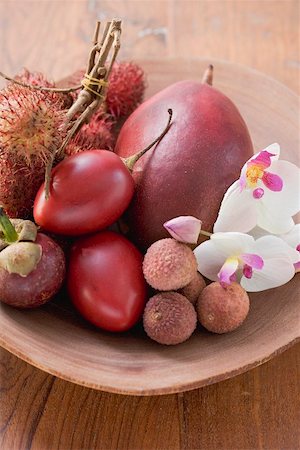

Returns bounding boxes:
[163,216,202,244]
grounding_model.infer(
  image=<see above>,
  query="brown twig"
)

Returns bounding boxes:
[66,19,121,121]
[44,19,122,198]
[201,64,214,85]
[0,71,81,93]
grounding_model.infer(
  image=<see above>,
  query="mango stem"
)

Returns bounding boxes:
[123,108,173,172]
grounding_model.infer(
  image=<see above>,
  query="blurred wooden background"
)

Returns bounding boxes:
[0,1,299,449]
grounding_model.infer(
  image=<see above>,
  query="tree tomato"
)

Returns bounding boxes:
[33,150,134,236]
[67,231,147,332]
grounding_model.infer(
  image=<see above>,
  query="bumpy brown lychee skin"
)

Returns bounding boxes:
[143,238,197,291]
[197,282,250,334]
[179,271,206,305]
[143,292,197,345]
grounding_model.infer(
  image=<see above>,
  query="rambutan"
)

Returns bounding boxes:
[65,107,115,155]
[105,61,146,118]
[14,68,55,88]
[14,68,72,109]
[0,84,67,218]
[62,61,146,118]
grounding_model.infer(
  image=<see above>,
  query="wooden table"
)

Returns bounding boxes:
[0,1,299,449]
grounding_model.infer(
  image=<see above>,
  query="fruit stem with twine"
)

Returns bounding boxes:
[43,19,122,198]
[0,207,18,243]
[122,108,173,171]
[0,20,122,199]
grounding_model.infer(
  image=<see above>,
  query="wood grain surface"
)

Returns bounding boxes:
[0,1,299,449]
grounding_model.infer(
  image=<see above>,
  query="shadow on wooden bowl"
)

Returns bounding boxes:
[0,59,299,395]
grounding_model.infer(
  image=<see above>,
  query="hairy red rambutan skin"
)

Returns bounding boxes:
[106,62,146,118]
[14,68,54,88]
[14,68,72,109]
[66,107,115,155]
[0,84,67,218]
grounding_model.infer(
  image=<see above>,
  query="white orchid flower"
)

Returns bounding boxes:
[194,232,298,292]
[214,143,300,235]
[250,223,300,272]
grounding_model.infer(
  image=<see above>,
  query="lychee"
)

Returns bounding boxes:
[143,292,197,345]
[143,238,198,291]
[0,84,67,218]
[197,282,250,334]
[179,271,206,305]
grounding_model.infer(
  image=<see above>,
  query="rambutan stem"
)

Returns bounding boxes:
[123,109,173,172]
[0,71,81,93]
[0,208,18,243]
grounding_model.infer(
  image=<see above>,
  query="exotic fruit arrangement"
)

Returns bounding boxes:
[0,20,299,345]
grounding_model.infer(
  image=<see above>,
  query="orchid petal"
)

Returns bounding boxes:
[262,171,283,192]
[244,143,280,167]
[256,235,299,264]
[240,235,297,292]
[240,253,264,269]
[211,232,255,256]
[261,160,300,217]
[214,181,258,233]
[262,143,280,160]
[248,226,269,240]
[257,201,295,234]
[218,257,239,285]
[294,261,300,272]
[163,216,202,244]
[194,240,226,281]
[251,150,274,169]
[280,223,300,248]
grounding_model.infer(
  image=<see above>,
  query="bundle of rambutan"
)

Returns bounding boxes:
[0,80,67,218]
[62,61,146,151]
[0,60,146,219]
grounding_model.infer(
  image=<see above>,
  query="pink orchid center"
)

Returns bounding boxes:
[253,188,264,199]
[294,261,300,273]
[240,253,264,280]
[218,257,239,286]
[218,253,264,286]
[243,264,253,279]
[245,164,264,188]
[242,150,283,192]
[295,245,300,273]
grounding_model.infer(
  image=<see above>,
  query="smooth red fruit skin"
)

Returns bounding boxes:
[33,150,134,236]
[0,233,66,308]
[67,231,147,332]
[115,81,254,249]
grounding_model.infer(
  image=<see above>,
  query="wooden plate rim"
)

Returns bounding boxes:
[0,58,299,395]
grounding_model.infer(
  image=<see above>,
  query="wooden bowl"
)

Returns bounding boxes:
[0,59,299,395]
